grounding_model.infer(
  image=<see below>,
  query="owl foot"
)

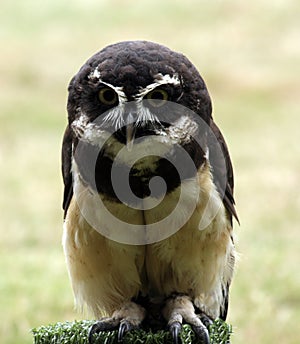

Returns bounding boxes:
[88,301,146,343]
[163,295,211,344]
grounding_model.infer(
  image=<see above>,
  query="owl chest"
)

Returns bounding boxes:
[144,205,231,299]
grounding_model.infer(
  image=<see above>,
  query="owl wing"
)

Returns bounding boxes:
[208,119,239,225]
[61,126,74,218]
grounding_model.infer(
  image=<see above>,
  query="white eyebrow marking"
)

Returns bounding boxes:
[99,80,127,103]
[88,67,128,103]
[135,73,180,99]
[154,73,180,86]
[89,67,101,80]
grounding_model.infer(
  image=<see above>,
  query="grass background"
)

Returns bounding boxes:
[1,0,299,343]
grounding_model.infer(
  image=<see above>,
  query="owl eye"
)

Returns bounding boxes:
[145,89,168,107]
[98,87,118,105]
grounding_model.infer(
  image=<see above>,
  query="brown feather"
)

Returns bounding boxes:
[61,126,74,218]
[209,120,239,224]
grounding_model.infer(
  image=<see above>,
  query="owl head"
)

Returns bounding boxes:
[67,41,212,135]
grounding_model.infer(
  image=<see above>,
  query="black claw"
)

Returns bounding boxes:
[88,319,119,343]
[117,322,127,342]
[118,320,135,342]
[169,321,182,344]
[88,322,101,343]
[192,324,210,344]
[199,314,213,328]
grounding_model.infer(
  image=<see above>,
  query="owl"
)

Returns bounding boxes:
[62,41,238,344]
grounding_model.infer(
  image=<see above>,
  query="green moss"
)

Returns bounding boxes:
[32,319,232,344]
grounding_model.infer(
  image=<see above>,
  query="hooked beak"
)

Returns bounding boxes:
[126,112,137,151]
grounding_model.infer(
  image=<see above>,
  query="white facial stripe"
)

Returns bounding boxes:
[154,73,180,86]
[78,70,183,145]
[71,112,89,138]
[99,80,127,103]
[88,67,101,80]
[153,115,198,145]
[88,67,128,103]
[135,103,160,125]
[171,115,198,137]
[83,124,111,146]
[101,104,126,129]
[135,73,180,99]
[71,111,110,145]
[72,110,195,148]
[72,103,160,144]
[71,111,173,170]
[88,68,179,103]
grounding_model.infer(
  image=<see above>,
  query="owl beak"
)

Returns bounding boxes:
[126,112,136,151]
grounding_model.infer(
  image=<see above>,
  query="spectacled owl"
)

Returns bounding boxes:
[62,40,238,344]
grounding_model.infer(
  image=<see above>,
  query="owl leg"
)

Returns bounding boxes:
[88,301,146,343]
[163,295,211,344]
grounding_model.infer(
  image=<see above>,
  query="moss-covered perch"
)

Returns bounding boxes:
[32,319,232,344]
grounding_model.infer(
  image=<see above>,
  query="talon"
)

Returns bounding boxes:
[199,313,213,328]
[88,318,119,343]
[192,324,210,344]
[163,295,212,344]
[118,320,135,342]
[88,322,100,343]
[169,321,182,344]
[88,302,145,342]
[117,323,126,342]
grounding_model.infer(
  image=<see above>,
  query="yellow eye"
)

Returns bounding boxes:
[145,89,168,107]
[98,87,118,105]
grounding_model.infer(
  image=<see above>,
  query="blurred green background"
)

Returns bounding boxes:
[1,0,299,343]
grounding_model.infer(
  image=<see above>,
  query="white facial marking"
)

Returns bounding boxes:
[88,67,101,80]
[153,115,198,145]
[72,111,197,164]
[71,111,110,145]
[71,112,90,138]
[99,80,127,104]
[135,73,180,100]
[72,72,187,156]
[101,104,126,129]
[154,73,181,85]
[88,67,128,103]
[135,102,160,126]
